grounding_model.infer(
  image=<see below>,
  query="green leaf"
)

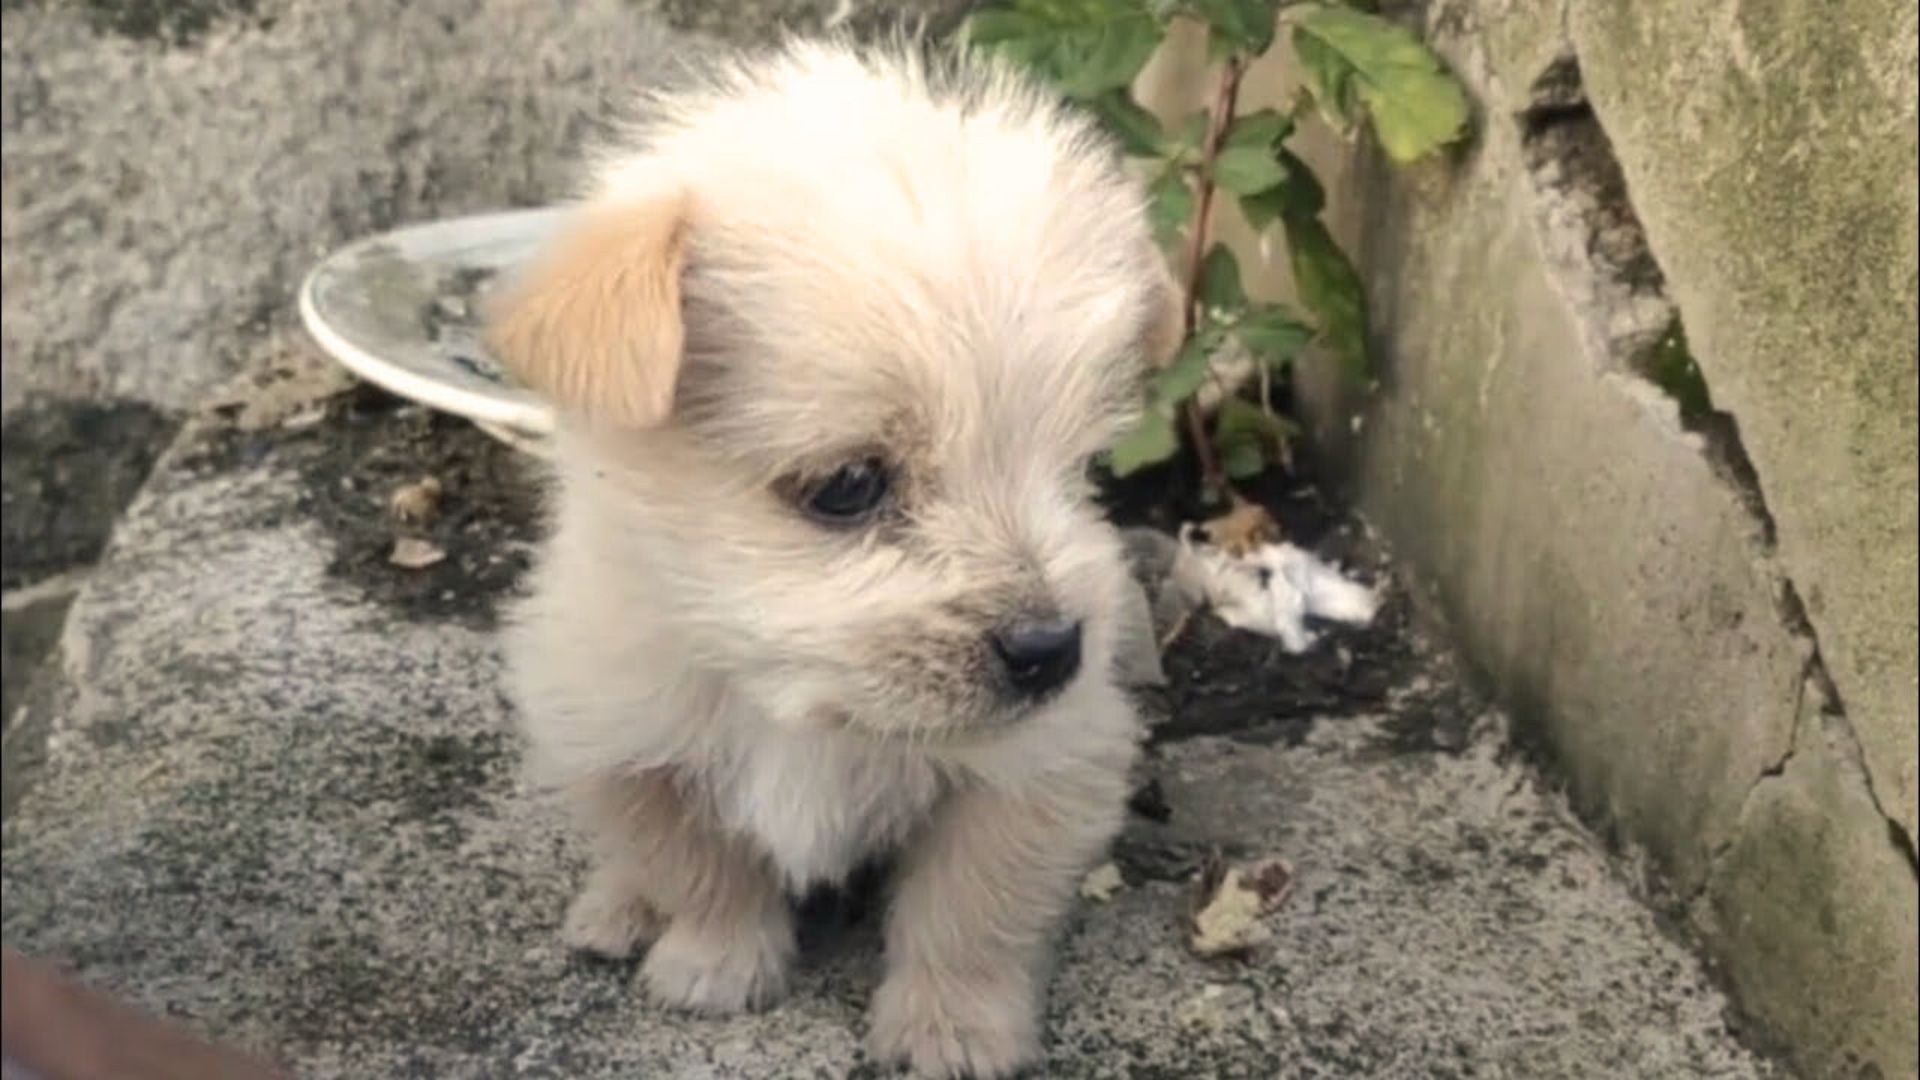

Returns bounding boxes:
[1150,334,1215,406]
[1213,398,1299,479]
[1184,0,1275,54]
[1291,5,1470,162]
[1235,302,1314,363]
[1049,14,1164,98]
[1147,168,1194,243]
[1210,109,1293,195]
[963,9,1041,46]
[1290,24,1359,130]
[1212,145,1289,195]
[1283,212,1369,378]
[1199,245,1246,316]
[1108,411,1181,476]
[1238,153,1323,230]
[1223,109,1292,152]
[1220,435,1269,479]
[1205,23,1243,62]
[1091,91,1167,157]
[964,3,1164,100]
[1162,109,1211,162]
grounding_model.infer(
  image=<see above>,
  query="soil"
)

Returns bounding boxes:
[1101,454,1474,751]
[1098,451,1485,884]
[179,382,543,629]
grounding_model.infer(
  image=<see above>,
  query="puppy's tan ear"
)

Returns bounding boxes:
[1142,263,1188,368]
[488,192,690,428]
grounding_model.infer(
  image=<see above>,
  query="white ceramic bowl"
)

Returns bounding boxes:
[298,208,564,452]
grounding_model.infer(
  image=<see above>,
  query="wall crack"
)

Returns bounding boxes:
[1517,53,1918,876]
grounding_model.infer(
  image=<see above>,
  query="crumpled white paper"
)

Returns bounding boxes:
[1169,524,1380,653]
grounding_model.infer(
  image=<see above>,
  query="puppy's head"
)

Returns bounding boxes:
[492,43,1182,743]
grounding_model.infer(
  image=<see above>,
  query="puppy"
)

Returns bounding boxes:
[489,39,1183,1078]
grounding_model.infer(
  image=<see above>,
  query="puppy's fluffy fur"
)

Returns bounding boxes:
[491,39,1182,1078]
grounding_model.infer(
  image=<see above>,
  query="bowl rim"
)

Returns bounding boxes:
[296,208,561,440]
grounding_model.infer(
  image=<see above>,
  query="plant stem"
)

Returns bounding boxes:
[1179,52,1247,496]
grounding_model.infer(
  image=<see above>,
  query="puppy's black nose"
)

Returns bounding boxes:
[992,617,1083,699]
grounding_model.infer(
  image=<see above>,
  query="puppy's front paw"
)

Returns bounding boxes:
[640,917,795,1013]
[866,972,1040,1079]
[562,877,666,960]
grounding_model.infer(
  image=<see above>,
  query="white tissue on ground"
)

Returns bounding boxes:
[1170,526,1381,653]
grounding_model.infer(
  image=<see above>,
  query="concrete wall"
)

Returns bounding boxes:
[1142,2,1917,1076]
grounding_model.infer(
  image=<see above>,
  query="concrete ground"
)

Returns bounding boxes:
[0,350,1781,1078]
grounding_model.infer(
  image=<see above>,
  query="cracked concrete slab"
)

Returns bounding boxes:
[1698,701,1920,1079]
[0,356,1780,1077]
[1570,0,1920,862]
[1262,2,1918,1075]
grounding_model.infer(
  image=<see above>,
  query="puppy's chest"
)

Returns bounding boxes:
[707,735,944,889]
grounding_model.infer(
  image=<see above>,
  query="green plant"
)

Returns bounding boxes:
[962,0,1469,499]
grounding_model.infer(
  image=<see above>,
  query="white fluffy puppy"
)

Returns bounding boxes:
[489,38,1182,1078]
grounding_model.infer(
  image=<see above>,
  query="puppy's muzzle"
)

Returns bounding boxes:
[991,615,1083,700]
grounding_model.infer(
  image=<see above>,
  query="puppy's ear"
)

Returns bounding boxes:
[488,191,691,428]
[1141,262,1188,368]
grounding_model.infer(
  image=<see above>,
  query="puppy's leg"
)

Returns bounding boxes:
[867,758,1128,1079]
[561,860,669,961]
[566,770,795,1013]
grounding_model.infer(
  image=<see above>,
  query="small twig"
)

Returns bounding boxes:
[1180,56,1247,339]
[1178,54,1249,496]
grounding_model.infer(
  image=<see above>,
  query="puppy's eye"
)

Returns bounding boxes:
[800,458,891,525]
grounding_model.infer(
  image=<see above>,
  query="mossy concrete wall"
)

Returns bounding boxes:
[1142,2,1917,1076]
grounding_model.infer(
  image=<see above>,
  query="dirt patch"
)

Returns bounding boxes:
[1099,455,1466,751]
[179,382,542,629]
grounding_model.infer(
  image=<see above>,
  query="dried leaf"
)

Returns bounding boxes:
[1187,854,1294,958]
[389,537,447,570]
[388,476,444,527]
[1199,498,1280,557]
[1079,862,1126,902]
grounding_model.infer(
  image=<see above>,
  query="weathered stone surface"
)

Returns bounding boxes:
[0,0,989,419]
[1568,0,1920,858]
[0,359,1777,1077]
[1698,693,1920,1080]
[1205,0,1920,1073]
[630,0,979,45]
[0,0,699,415]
